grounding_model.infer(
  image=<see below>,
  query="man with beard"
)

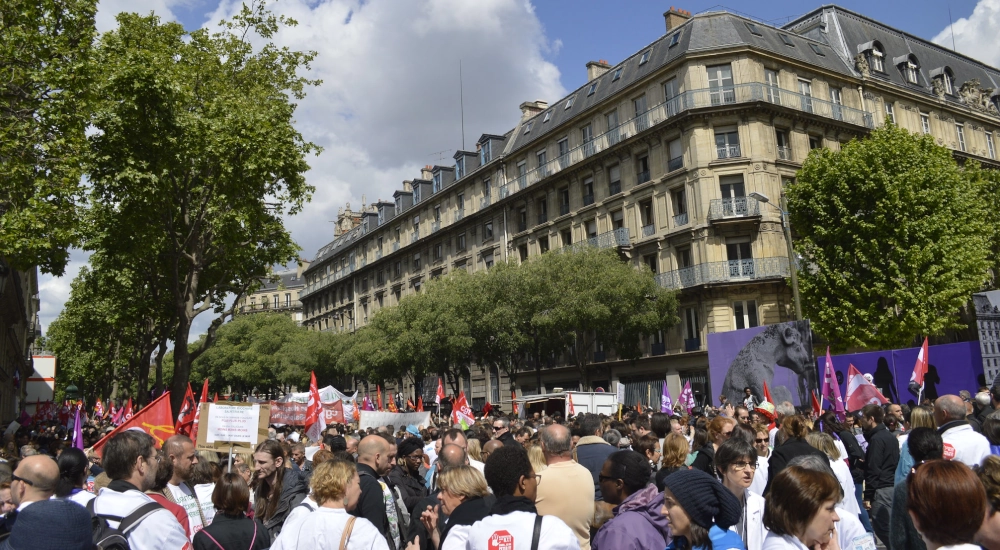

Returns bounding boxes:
[162,435,211,540]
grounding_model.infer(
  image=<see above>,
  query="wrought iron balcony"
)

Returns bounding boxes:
[557,228,631,254]
[559,203,570,216]
[608,182,621,196]
[455,208,464,221]
[684,337,702,352]
[392,242,400,252]
[637,170,650,184]
[499,185,510,199]
[672,212,688,226]
[668,157,683,172]
[480,196,491,209]
[642,224,656,238]
[411,231,419,244]
[708,197,761,222]
[582,193,594,206]
[654,256,791,290]
[777,146,792,161]
[431,221,440,233]
[375,249,383,260]
[594,350,607,363]
[717,144,742,159]
[537,213,547,224]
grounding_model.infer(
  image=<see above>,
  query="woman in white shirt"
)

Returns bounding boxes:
[805,432,860,516]
[715,438,767,550]
[285,460,388,550]
[908,459,987,550]
[55,447,95,506]
[761,466,841,550]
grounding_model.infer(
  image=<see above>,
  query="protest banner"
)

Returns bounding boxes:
[358,410,431,430]
[268,400,345,426]
[195,401,270,453]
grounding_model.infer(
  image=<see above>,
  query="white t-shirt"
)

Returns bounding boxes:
[830,459,860,516]
[194,483,216,526]
[281,507,388,550]
[750,452,770,496]
[464,511,580,550]
[271,496,319,550]
[94,486,191,550]
[167,482,210,538]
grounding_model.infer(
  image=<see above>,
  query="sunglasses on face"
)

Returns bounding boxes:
[755,438,769,444]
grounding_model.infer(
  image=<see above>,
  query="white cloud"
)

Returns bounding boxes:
[933,0,1000,68]
[40,0,565,344]
[36,250,89,337]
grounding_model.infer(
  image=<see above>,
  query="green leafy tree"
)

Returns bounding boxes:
[0,0,96,275]
[86,4,320,416]
[787,124,991,349]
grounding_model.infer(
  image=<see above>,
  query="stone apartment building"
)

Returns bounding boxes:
[0,257,40,421]
[237,260,311,325]
[300,6,1000,410]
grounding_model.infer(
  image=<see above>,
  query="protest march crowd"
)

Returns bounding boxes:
[7,367,1000,550]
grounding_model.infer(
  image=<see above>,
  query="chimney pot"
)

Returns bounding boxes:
[664,7,691,32]
[586,59,612,82]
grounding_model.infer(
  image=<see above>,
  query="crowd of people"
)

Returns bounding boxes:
[6,387,1000,549]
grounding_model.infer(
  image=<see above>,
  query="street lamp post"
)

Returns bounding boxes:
[749,192,802,321]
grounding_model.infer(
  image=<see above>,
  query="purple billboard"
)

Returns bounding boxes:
[708,321,817,408]
[823,341,985,406]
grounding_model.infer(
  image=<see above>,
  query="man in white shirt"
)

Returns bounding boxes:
[163,435,210,539]
[935,394,991,467]
[92,430,190,550]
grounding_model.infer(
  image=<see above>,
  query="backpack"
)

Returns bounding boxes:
[86,499,164,550]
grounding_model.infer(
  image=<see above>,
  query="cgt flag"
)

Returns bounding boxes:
[846,364,889,411]
[305,371,326,442]
[416,397,424,412]
[175,383,197,436]
[909,337,929,399]
[191,379,210,443]
[661,381,673,414]
[821,347,846,421]
[435,379,445,405]
[93,392,175,457]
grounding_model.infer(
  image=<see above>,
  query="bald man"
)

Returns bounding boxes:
[481,440,504,463]
[936,394,991,467]
[354,435,399,549]
[1,455,58,535]
[537,424,595,549]
[162,435,208,540]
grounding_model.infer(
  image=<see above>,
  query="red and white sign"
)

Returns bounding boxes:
[488,530,514,550]
[943,443,956,460]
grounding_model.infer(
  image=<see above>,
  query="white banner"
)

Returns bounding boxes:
[204,404,261,444]
[358,410,431,430]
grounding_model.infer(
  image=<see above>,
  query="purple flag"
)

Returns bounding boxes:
[821,347,845,421]
[678,381,696,413]
[660,381,673,414]
[72,406,85,451]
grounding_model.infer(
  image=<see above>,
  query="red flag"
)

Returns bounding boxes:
[94,399,105,419]
[909,337,929,398]
[305,371,326,442]
[452,392,474,428]
[435,379,445,405]
[175,383,197,436]
[352,403,360,422]
[483,402,493,416]
[637,400,642,412]
[416,397,424,412]
[108,401,118,423]
[512,391,518,415]
[191,379,209,443]
[762,381,774,404]
[568,393,575,416]
[407,398,415,410]
[376,386,384,411]
[93,392,175,457]
[811,390,821,417]
[846,364,889,411]
[124,398,134,421]
[388,398,398,413]
[213,393,219,403]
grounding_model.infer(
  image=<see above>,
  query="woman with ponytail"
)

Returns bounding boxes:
[56,447,94,506]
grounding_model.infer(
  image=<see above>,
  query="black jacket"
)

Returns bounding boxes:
[764,437,828,495]
[193,513,269,550]
[440,496,494,545]
[259,468,308,544]
[497,431,519,448]
[406,493,442,550]
[863,423,899,500]
[838,429,867,483]
[690,443,716,477]
[354,463,396,549]
[387,465,429,515]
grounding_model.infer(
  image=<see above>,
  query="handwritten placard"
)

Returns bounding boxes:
[205,404,260,444]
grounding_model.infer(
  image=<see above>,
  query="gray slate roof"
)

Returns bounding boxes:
[258,268,305,292]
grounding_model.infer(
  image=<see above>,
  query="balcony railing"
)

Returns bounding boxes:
[717,144,741,159]
[684,337,702,352]
[240,300,302,313]
[538,213,548,224]
[559,203,570,216]
[637,170,650,184]
[673,212,689,226]
[301,262,356,298]
[499,185,510,199]
[375,249,383,260]
[608,182,621,196]
[668,157,683,172]
[557,228,631,253]
[480,196,491,209]
[654,256,791,290]
[594,350,607,363]
[506,82,871,203]
[777,146,792,160]
[431,221,440,233]
[411,231,419,244]
[518,221,527,232]
[708,197,761,221]
[392,242,400,252]
[642,224,656,238]
[582,193,594,206]
[651,342,666,356]
[455,208,464,221]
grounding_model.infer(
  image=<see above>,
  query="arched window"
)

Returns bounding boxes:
[930,67,955,95]
[858,41,885,73]
[896,54,920,84]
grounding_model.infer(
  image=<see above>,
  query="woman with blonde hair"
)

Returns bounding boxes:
[655,433,690,490]
[526,443,547,475]
[410,465,490,549]
[277,459,388,550]
[895,405,936,483]
[691,416,735,476]
[466,439,482,463]
[806,431,860,515]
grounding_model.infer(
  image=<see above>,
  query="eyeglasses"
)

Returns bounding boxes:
[492,425,504,430]
[11,474,33,486]
[731,461,757,470]
[533,474,542,486]
[754,438,769,444]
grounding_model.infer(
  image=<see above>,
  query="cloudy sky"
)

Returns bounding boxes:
[38,0,999,342]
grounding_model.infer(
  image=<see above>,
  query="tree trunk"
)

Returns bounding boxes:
[170,311,195,419]
[154,339,167,393]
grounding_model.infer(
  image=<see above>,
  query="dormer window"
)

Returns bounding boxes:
[898,55,920,84]
[565,95,575,109]
[432,172,442,192]
[543,110,552,123]
[778,33,794,47]
[860,41,885,73]
[639,50,651,65]
[588,82,598,96]
[455,156,465,179]
[523,121,533,135]
[612,68,623,81]
[480,140,492,164]
[413,185,421,204]
[669,32,681,47]
[809,43,824,56]
[378,207,385,224]
[931,67,956,96]
[745,22,762,36]
[394,196,402,215]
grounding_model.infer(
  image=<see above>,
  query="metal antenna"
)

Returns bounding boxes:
[948,3,957,51]
[460,60,466,151]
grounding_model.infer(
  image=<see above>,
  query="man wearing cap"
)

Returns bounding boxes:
[1,454,59,535]
[92,430,190,550]
[387,437,428,516]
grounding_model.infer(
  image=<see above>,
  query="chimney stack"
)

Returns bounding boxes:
[519,100,549,121]
[586,59,611,81]
[421,166,434,180]
[664,7,691,32]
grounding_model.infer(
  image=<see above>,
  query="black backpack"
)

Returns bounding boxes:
[86,499,164,550]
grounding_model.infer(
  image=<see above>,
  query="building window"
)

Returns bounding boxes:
[413,253,421,270]
[634,94,648,131]
[582,177,595,206]
[517,206,527,232]
[413,185,421,204]
[557,138,569,167]
[539,236,549,254]
[607,110,620,145]
[273,295,279,308]
[587,82,598,96]
[733,300,759,330]
[285,293,291,307]
[582,124,594,157]
[798,79,813,113]
[523,121,533,135]
[636,155,650,184]
[903,58,920,84]
[668,137,683,171]
[957,123,967,151]
[543,110,551,123]
[829,87,843,120]
[745,22,762,36]
[612,68,623,81]
[640,199,654,230]
[559,186,570,215]
[608,165,621,195]
[776,130,791,160]
[664,77,679,115]
[809,135,822,150]
[921,113,931,134]
[483,178,491,204]
[644,254,658,274]
[394,196,402,215]
[455,156,464,179]
[457,232,466,251]
[565,95,575,110]
[639,50,651,65]
[480,140,492,164]
[765,69,779,103]
[611,209,624,230]
[560,228,572,246]
[778,33,795,47]
[518,243,528,262]
[671,188,687,224]
[707,64,734,105]
[669,32,681,47]
[885,101,895,124]
[585,219,598,239]
[809,43,824,56]
[869,45,884,72]
[988,133,996,159]
[677,246,692,268]
[537,196,548,224]
[434,243,443,261]
[394,261,401,278]
[483,221,494,241]
[715,126,741,158]
[433,172,442,192]
[683,307,699,347]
